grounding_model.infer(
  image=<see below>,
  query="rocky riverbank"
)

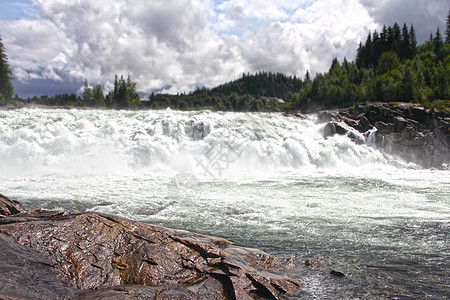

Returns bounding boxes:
[0,194,304,299]
[315,102,450,169]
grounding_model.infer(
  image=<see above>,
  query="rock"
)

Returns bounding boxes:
[0,233,77,299]
[192,122,206,140]
[357,114,370,130]
[322,122,348,139]
[375,121,395,134]
[330,269,346,277]
[323,122,336,138]
[347,131,365,145]
[410,106,427,124]
[321,102,450,168]
[0,207,302,299]
[0,193,23,217]
[189,121,209,141]
[393,116,408,132]
[343,117,358,128]
[385,126,416,145]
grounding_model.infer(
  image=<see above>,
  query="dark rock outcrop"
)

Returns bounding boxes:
[187,121,209,141]
[0,195,302,299]
[316,103,449,168]
[0,193,23,217]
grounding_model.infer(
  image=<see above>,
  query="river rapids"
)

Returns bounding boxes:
[0,108,448,298]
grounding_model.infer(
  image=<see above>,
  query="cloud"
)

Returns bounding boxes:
[238,0,377,75]
[1,17,74,82]
[1,0,447,97]
[359,0,448,43]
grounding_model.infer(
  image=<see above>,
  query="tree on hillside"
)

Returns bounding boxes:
[82,79,93,105]
[433,27,443,53]
[446,9,450,44]
[92,84,105,106]
[107,74,141,109]
[304,70,311,83]
[0,34,14,105]
[378,52,401,76]
[83,79,106,106]
[400,23,412,59]
[410,25,417,54]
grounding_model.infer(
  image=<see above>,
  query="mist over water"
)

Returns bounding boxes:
[1,108,449,298]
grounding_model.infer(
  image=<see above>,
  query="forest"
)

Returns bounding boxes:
[0,12,449,111]
[147,18,449,112]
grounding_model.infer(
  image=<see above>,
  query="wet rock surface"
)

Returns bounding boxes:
[0,194,302,299]
[317,102,450,168]
[0,193,23,217]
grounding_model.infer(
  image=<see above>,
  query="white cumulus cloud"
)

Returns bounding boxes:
[0,0,447,97]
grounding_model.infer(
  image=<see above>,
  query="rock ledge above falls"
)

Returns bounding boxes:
[316,102,450,168]
[0,194,302,300]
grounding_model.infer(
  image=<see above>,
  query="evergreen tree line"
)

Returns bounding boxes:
[105,75,141,109]
[18,93,82,106]
[293,14,449,109]
[356,23,417,68]
[6,75,141,109]
[146,71,303,111]
[80,75,141,108]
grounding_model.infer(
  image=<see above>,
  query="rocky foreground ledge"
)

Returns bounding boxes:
[0,194,303,299]
[315,102,449,168]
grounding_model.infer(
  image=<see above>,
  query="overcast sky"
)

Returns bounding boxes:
[1,0,448,98]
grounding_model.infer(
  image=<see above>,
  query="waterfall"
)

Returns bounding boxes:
[0,108,389,177]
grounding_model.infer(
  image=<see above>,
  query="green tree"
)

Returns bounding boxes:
[304,70,311,83]
[410,25,417,56]
[127,75,141,108]
[118,75,131,108]
[82,79,93,105]
[377,51,400,75]
[400,23,412,59]
[92,84,105,106]
[108,74,140,109]
[0,34,14,105]
[433,27,444,53]
[446,9,450,44]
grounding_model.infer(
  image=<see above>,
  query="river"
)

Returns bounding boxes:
[0,108,448,298]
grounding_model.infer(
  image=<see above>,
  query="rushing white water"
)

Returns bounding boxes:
[1,108,449,298]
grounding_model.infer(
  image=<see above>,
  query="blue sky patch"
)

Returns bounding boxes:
[0,0,38,20]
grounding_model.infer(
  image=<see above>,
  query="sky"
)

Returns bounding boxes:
[0,0,448,98]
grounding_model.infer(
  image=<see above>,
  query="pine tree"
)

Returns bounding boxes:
[433,27,443,53]
[365,33,374,66]
[400,23,411,59]
[304,70,311,83]
[0,34,14,105]
[372,31,382,61]
[92,84,104,106]
[380,25,388,52]
[446,9,450,44]
[356,42,365,68]
[392,23,402,53]
[386,26,395,52]
[410,25,417,56]
[82,79,93,105]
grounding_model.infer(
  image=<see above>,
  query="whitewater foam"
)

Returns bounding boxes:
[0,108,391,177]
